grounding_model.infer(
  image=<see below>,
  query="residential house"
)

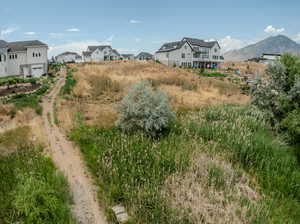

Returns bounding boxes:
[259,53,281,65]
[135,52,153,61]
[121,54,135,60]
[55,51,82,63]
[0,40,48,78]
[155,37,224,68]
[82,45,121,62]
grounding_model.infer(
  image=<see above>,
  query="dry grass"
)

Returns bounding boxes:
[57,61,249,132]
[163,152,261,224]
[220,61,267,75]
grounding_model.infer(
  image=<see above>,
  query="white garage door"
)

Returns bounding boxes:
[31,64,44,77]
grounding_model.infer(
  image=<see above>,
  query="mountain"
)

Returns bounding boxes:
[224,35,300,61]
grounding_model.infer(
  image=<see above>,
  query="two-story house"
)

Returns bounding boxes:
[82,45,121,62]
[0,40,48,78]
[55,51,82,63]
[155,37,224,68]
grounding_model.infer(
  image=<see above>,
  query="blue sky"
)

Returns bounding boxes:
[1,0,300,57]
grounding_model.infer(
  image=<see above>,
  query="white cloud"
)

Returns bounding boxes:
[294,33,300,42]
[218,35,250,53]
[66,28,80,32]
[48,41,111,57]
[24,32,37,36]
[264,25,285,33]
[0,27,17,37]
[106,35,114,42]
[129,19,141,24]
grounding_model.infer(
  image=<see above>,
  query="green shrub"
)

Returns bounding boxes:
[251,54,300,143]
[61,71,76,95]
[115,81,175,137]
[280,109,300,144]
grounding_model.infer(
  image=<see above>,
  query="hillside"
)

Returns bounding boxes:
[224,35,300,61]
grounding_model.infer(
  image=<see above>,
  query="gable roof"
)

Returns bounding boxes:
[7,40,47,52]
[56,51,79,57]
[182,37,219,48]
[88,45,112,52]
[82,51,92,57]
[121,54,134,57]
[112,49,120,56]
[136,52,153,58]
[156,37,220,53]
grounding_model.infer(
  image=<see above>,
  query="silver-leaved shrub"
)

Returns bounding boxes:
[115,80,175,137]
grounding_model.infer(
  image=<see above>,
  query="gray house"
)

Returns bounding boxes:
[135,52,153,61]
[82,45,121,62]
[121,54,135,60]
[0,40,48,78]
[155,37,224,68]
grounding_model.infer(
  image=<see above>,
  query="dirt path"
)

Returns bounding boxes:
[42,74,107,224]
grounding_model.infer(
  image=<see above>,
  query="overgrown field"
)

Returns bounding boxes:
[70,104,300,223]
[0,128,74,224]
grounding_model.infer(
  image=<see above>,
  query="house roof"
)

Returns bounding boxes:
[136,52,153,58]
[88,45,112,52]
[0,40,8,48]
[156,37,220,53]
[112,49,120,56]
[262,53,281,56]
[56,51,79,57]
[82,51,92,56]
[121,54,134,57]
[7,40,47,52]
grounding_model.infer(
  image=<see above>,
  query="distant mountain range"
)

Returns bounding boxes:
[224,35,300,61]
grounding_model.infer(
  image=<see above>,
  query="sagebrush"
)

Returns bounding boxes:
[115,80,175,137]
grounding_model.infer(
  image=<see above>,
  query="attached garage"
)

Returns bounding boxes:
[31,64,44,77]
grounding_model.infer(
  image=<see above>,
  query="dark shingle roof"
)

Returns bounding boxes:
[136,52,153,58]
[157,41,184,53]
[112,49,120,56]
[182,37,218,48]
[121,54,134,57]
[0,40,8,48]
[7,40,47,52]
[82,51,92,56]
[156,37,219,53]
[88,45,112,52]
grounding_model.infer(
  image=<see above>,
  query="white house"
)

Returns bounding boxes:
[55,51,82,63]
[82,45,121,62]
[259,53,281,65]
[155,37,224,68]
[0,40,48,78]
[121,54,135,60]
[135,52,153,61]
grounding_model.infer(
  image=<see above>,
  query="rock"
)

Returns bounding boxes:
[111,205,130,223]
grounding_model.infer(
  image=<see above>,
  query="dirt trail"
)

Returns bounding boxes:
[42,74,107,224]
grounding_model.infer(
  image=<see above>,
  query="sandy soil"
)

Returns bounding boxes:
[42,74,107,224]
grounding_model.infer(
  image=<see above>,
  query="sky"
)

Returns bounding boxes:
[1,0,300,57]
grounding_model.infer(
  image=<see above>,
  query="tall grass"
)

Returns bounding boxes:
[70,123,194,223]
[61,70,76,95]
[187,105,300,222]
[0,145,74,223]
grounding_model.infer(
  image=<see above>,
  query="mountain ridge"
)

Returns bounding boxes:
[224,35,300,61]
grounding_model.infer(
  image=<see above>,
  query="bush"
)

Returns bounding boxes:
[251,54,300,143]
[115,81,175,137]
[280,110,300,144]
[61,70,76,95]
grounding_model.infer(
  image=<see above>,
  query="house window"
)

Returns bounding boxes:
[214,48,218,53]
[39,53,41,57]
[15,54,17,59]
[182,53,185,59]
